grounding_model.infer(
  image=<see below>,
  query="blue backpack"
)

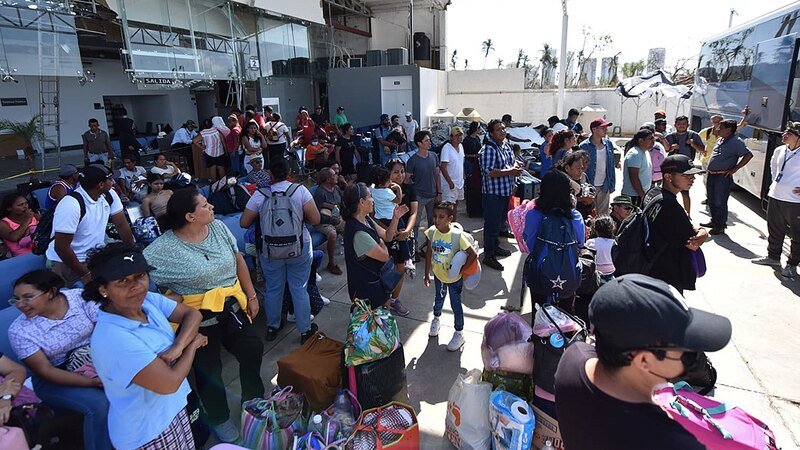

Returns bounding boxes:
[524,213,582,298]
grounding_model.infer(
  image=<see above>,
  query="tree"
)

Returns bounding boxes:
[575,26,612,87]
[540,43,557,88]
[497,58,504,69]
[481,38,495,69]
[668,56,697,85]
[608,51,622,86]
[450,50,458,70]
[0,115,50,182]
[516,49,526,68]
[464,59,469,70]
[621,59,646,78]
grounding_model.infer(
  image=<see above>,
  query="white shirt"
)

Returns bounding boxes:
[118,166,146,188]
[593,146,608,186]
[440,142,465,189]
[265,121,290,145]
[768,144,800,203]
[45,186,123,262]
[402,120,418,142]
[244,180,314,243]
[171,127,197,145]
[586,237,615,275]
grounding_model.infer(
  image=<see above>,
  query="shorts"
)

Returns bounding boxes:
[204,153,227,167]
[441,186,465,202]
[314,221,345,237]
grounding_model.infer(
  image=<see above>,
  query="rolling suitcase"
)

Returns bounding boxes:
[344,344,407,410]
[277,331,344,411]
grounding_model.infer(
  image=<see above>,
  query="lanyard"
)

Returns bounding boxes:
[776,147,798,183]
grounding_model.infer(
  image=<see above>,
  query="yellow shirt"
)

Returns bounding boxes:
[425,225,471,283]
[699,127,717,164]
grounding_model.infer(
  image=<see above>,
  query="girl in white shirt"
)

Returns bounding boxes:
[586,215,616,283]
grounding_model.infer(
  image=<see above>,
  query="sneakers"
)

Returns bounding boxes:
[782,264,798,278]
[265,323,285,342]
[212,419,240,443]
[429,316,440,337]
[483,256,504,271]
[390,298,410,316]
[700,221,716,228]
[300,323,319,344]
[708,227,726,235]
[286,313,315,323]
[447,331,465,351]
[404,259,416,279]
[494,246,512,257]
[751,256,782,267]
[315,273,323,282]
[321,295,331,305]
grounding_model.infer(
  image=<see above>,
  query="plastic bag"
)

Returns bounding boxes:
[445,370,492,450]
[488,390,535,450]
[532,305,580,338]
[481,313,534,372]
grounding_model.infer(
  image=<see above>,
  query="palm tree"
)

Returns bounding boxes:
[481,38,495,69]
[497,58,504,69]
[0,115,49,182]
[540,43,556,87]
[516,49,526,68]
[450,50,458,70]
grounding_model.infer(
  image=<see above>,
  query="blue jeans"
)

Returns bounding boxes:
[32,376,112,450]
[433,277,464,331]
[707,174,734,228]
[482,193,509,258]
[261,241,313,333]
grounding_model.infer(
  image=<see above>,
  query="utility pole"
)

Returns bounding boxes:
[729,9,738,28]
[557,0,568,119]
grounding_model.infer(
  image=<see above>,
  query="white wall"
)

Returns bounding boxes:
[418,67,447,127]
[447,68,525,93]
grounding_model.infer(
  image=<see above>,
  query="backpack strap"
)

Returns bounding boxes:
[257,187,273,199]
[67,192,87,222]
[285,183,301,198]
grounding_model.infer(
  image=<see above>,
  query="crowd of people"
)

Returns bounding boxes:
[0,100,797,450]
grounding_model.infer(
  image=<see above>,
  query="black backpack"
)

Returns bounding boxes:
[611,190,665,276]
[31,191,113,255]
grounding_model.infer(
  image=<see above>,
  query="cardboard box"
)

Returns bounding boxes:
[531,404,565,450]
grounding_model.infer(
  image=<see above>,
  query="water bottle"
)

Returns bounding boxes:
[332,204,340,218]
[541,440,556,450]
[331,389,355,439]
[309,414,325,436]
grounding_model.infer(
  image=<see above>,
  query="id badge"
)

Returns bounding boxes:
[776,173,783,183]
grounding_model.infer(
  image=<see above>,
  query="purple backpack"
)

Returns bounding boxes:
[653,382,779,450]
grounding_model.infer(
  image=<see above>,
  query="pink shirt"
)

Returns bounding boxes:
[651,143,667,182]
[225,125,242,153]
[1,216,37,256]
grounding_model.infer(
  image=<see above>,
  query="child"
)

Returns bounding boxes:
[586,215,616,283]
[370,167,415,279]
[423,202,478,351]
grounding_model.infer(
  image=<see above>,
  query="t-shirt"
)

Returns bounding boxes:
[593,144,607,186]
[425,225,471,283]
[650,143,667,182]
[118,166,147,188]
[440,143,465,190]
[335,136,357,171]
[8,289,100,366]
[244,180,313,244]
[666,131,703,160]
[400,183,417,225]
[265,121,290,145]
[144,219,239,295]
[555,342,706,450]
[370,186,396,220]
[622,147,653,196]
[45,186,124,263]
[707,136,752,172]
[699,127,718,164]
[354,230,379,258]
[201,128,225,157]
[82,129,111,154]
[92,292,191,450]
[225,125,242,153]
[171,127,197,146]
[586,237,615,275]
[332,113,348,127]
[768,144,800,202]
[406,152,439,198]
[150,165,176,178]
[313,185,343,211]
[402,120,418,142]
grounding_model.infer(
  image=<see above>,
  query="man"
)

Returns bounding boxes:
[313,167,345,275]
[406,131,440,250]
[752,121,800,278]
[641,122,668,187]
[171,120,198,174]
[332,106,348,131]
[501,114,531,144]
[556,273,731,450]
[440,127,465,220]
[116,156,147,202]
[561,108,584,134]
[46,164,134,286]
[82,118,114,165]
[376,113,399,165]
[698,108,749,191]
[610,195,634,232]
[703,119,753,235]
[480,119,521,271]
[310,106,326,127]
[654,110,675,134]
[547,115,561,128]
[665,115,705,215]
[647,155,709,293]
[580,118,618,215]
[402,112,419,151]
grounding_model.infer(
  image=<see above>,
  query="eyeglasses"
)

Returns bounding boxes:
[9,290,47,306]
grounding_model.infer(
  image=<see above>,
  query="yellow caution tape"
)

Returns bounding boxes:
[0,168,60,182]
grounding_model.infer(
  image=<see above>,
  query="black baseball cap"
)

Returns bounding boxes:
[590,274,732,352]
[91,250,156,282]
[80,164,113,186]
[661,154,705,175]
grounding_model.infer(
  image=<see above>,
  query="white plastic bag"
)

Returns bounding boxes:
[532,304,580,337]
[445,369,492,450]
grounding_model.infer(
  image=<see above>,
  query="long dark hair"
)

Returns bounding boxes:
[534,170,574,218]
[159,188,200,231]
[549,130,575,156]
[625,128,654,152]
[341,182,369,220]
[0,193,25,218]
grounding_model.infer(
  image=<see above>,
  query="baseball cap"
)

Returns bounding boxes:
[299,106,307,113]
[655,109,667,116]
[502,114,513,122]
[590,118,612,129]
[405,111,412,117]
[337,106,344,111]
[610,195,634,207]
[79,164,113,186]
[661,154,705,175]
[590,274,732,352]
[58,164,78,178]
[91,249,156,282]
[654,118,668,125]
[380,113,390,121]
[640,122,656,132]
[450,126,464,136]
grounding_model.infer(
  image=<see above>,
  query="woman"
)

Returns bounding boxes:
[197,117,230,182]
[622,128,655,206]
[551,129,577,164]
[143,189,263,443]
[265,113,291,162]
[536,125,555,175]
[240,120,267,176]
[46,165,79,210]
[150,153,189,190]
[556,151,595,220]
[334,123,358,182]
[8,269,111,450]
[140,173,173,219]
[384,159,418,310]
[240,157,320,342]
[522,170,585,313]
[0,194,40,256]
[463,121,483,217]
[341,183,408,309]
[84,243,206,450]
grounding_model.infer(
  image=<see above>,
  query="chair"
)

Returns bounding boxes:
[0,253,47,311]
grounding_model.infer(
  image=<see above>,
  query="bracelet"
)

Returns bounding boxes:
[247,294,258,301]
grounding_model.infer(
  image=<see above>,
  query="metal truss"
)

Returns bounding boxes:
[323,0,371,18]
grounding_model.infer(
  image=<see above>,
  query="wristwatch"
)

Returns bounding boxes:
[0,394,12,401]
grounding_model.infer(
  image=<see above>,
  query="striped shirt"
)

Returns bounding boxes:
[479,138,517,196]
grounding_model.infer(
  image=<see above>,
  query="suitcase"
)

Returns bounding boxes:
[277,331,344,412]
[344,344,407,410]
[0,426,28,450]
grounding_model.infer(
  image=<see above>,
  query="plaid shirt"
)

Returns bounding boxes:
[479,138,517,196]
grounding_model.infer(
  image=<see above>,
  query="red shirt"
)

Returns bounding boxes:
[225,125,242,153]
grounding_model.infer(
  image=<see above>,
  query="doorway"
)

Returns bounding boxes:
[380,76,413,117]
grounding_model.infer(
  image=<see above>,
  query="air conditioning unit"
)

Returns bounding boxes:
[386,48,408,65]
[366,50,386,67]
[348,58,363,68]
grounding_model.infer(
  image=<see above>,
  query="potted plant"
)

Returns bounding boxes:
[0,115,50,183]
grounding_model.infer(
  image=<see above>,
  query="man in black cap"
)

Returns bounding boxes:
[556,273,732,450]
[46,164,134,286]
[500,114,531,144]
[646,154,709,293]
